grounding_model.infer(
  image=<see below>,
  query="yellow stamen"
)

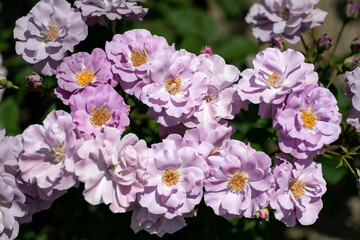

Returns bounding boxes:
[131,49,148,67]
[43,25,59,42]
[268,72,284,88]
[51,146,65,163]
[290,180,306,199]
[209,147,222,156]
[229,172,247,193]
[300,107,319,129]
[89,107,112,127]
[203,91,217,102]
[166,77,181,94]
[76,68,94,87]
[278,8,290,20]
[163,169,181,186]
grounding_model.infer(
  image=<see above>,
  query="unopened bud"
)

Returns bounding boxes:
[318,34,332,52]
[255,208,269,221]
[200,45,212,56]
[351,39,360,54]
[0,74,7,89]
[343,56,360,72]
[26,73,43,88]
[271,36,284,51]
[346,1,360,20]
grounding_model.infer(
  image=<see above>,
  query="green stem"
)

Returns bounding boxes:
[301,35,309,52]
[325,148,341,156]
[331,22,346,58]
[343,157,359,179]
[110,21,117,35]
[326,72,339,88]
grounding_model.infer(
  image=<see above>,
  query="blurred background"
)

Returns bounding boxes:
[0,0,360,239]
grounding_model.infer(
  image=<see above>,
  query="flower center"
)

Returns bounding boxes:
[76,68,95,87]
[290,180,306,199]
[131,49,148,67]
[51,146,65,163]
[43,25,59,42]
[268,72,284,88]
[109,159,122,174]
[229,172,247,193]
[166,77,181,94]
[278,8,290,20]
[163,169,181,186]
[89,107,112,127]
[300,107,319,129]
[209,147,222,156]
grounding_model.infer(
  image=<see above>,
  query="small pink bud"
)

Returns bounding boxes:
[351,39,360,53]
[26,73,43,88]
[318,34,332,52]
[200,45,212,56]
[346,1,360,19]
[271,36,284,51]
[344,56,360,72]
[255,208,269,221]
[0,74,7,89]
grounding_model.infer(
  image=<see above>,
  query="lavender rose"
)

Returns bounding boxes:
[75,0,148,25]
[270,154,326,226]
[204,139,274,219]
[138,134,207,219]
[14,0,88,76]
[277,85,342,159]
[245,0,327,44]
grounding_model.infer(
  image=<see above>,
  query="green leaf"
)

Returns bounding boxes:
[228,218,240,226]
[218,0,245,18]
[217,36,258,62]
[335,157,344,168]
[317,155,347,185]
[243,219,257,232]
[245,128,271,144]
[167,8,220,44]
[0,96,21,135]
[340,145,348,153]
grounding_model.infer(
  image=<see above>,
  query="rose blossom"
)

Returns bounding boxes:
[74,0,148,25]
[75,128,148,213]
[245,0,327,44]
[105,28,174,98]
[131,205,197,237]
[0,130,22,177]
[138,134,207,219]
[69,84,130,139]
[18,110,81,197]
[204,139,274,219]
[236,48,318,105]
[0,172,27,240]
[277,85,342,159]
[0,129,59,224]
[184,120,235,163]
[141,49,208,127]
[54,48,116,105]
[26,73,43,89]
[184,53,248,127]
[344,68,360,131]
[14,0,88,76]
[344,67,360,110]
[270,154,326,226]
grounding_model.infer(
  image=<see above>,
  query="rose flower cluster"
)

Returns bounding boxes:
[0,0,351,239]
